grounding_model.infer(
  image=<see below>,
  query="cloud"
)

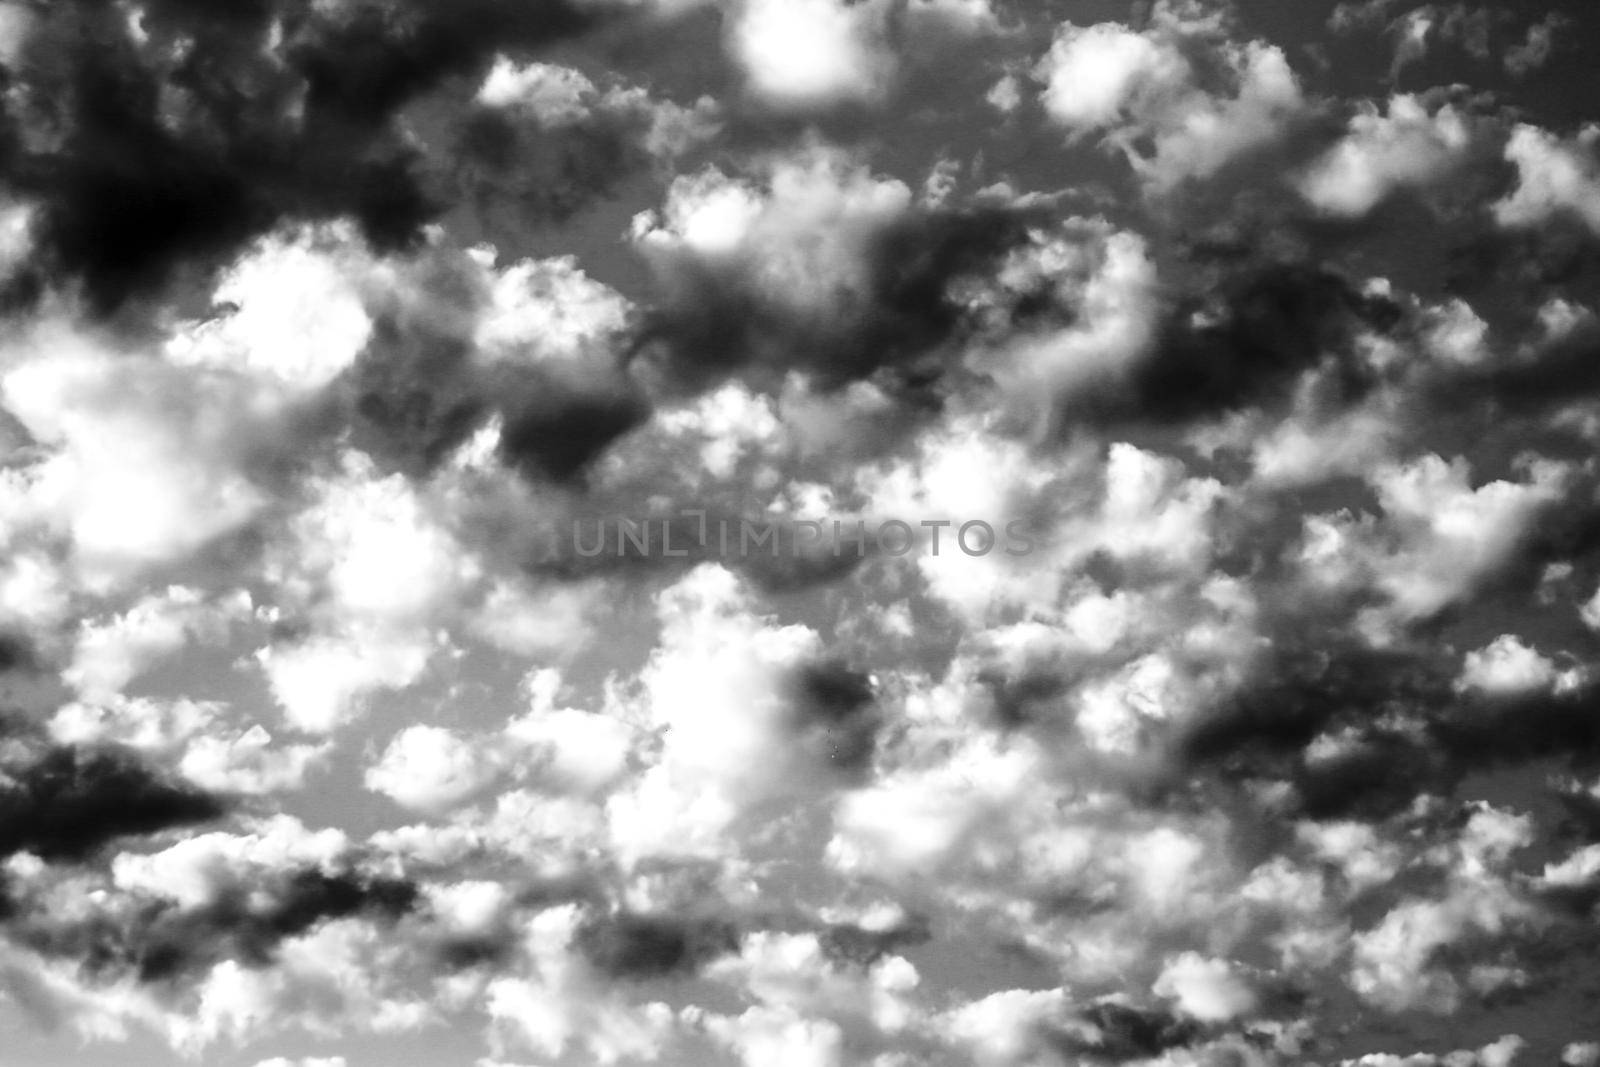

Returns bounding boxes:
[1031,1,1306,191]
[11,0,1600,1063]
[254,449,474,732]
[1456,634,1574,696]
[631,144,1043,390]
[366,725,506,814]
[0,818,424,1002]
[4,1,584,311]
[0,326,275,582]
[1341,1035,1527,1067]
[1298,94,1481,217]
[177,727,330,796]
[1495,123,1600,233]
[604,564,880,863]
[706,1005,847,1067]
[1352,453,1567,626]
[730,0,897,109]
[455,58,722,226]
[50,695,222,753]
[62,587,251,702]
[485,60,721,159]
[1151,952,1258,1023]
[1565,1043,1600,1067]
[340,244,646,485]
[106,866,418,982]
[940,988,1204,1066]
[574,911,738,979]
[1327,2,1507,82]
[0,739,226,862]
[483,904,689,1064]
[957,218,1161,422]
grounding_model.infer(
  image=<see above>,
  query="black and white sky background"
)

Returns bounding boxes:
[5,0,1600,1064]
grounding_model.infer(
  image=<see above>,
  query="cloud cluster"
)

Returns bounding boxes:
[7,0,1600,1065]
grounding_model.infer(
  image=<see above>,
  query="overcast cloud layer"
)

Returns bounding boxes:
[4,0,1600,1064]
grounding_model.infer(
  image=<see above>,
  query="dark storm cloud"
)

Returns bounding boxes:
[350,337,651,486]
[976,664,1073,731]
[9,865,419,982]
[1044,1000,1200,1064]
[0,0,622,313]
[498,390,652,482]
[0,632,34,673]
[0,743,227,862]
[447,96,669,230]
[1072,262,1399,428]
[1174,644,1455,820]
[1176,627,1600,823]
[131,868,420,981]
[344,260,649,485]
[1180,644,1448,769]
[635,203,1051,394]
[573,910,739,980]
[436,934,514,970]
[1534,879,1600,921]
[1293,730,1454,820]
[785,659,881,777]
[817,912,930,968]
[1434,681,1600,769]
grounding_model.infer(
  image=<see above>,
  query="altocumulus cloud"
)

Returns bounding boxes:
[6,0,1600,1064]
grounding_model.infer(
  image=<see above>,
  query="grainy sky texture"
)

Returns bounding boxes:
[4,1,1600,1065]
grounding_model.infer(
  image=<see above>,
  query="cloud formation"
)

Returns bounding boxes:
[7,0,1600,1065]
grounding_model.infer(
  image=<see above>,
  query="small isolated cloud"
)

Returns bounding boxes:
[731,0,897,109]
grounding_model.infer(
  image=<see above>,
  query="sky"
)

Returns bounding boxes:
[4,0,1600,1065]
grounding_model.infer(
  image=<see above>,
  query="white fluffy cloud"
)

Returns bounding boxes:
[165,226,375,391]
[366,724,506,814]
[1342,1035,1527,1067]
[959,220,1160,418]
[62,586,250,701]
[1152,952,1258,1023]
[111,816,349,909]
[1348,806,1538,1013]
[255,450,477,732]
[1299,95,1478,217]
[484,906,682,1064]
[730,0,896,109]
[858,428,1233,625]
[49,694,219,751]
[1032,2,1305,190]
[605,565,835,863]
[476,58,721,159]
[1565,1043,1600,1067]
[1456,635,1574,696]
[1300,454,1569,632]
[0,330,271,582]
[0,194,32,279]
[1495,123,1600,233]
[180,726,331,795]
[633,145,913,312]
